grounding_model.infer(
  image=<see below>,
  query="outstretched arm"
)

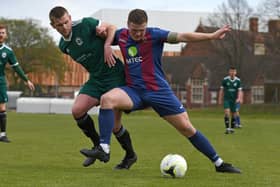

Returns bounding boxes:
[96,22,117,67]
[167,25,231,43]
[13,65,35,91]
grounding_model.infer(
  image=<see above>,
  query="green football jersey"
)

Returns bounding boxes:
[221,76,242,101]
[59,17,120,79]
[0,44,19,84]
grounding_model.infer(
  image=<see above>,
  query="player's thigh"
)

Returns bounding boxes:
[147,91,185,117]
[0,103,6,111]
[101,88,134,110]
[72,94,99,117]
[229,102,237,113]
[163,112,196,137]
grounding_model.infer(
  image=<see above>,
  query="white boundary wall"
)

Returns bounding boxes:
[16,97,99,115]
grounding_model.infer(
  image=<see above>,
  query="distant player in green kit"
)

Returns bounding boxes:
[0,24,35,143]
[219,67,242,134]
[49,6,137,169]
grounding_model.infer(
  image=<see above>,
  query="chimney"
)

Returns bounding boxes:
[249,17,258,33]
[268,20,280,35]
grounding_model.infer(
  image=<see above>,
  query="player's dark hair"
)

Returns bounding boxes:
[229,66,236,70]
[128,9,148,24]
[0,24,7,30]
[49,6,68,23]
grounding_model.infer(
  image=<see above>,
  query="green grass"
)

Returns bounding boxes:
[0,106,279,187]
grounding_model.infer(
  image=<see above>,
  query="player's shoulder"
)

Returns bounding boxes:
[72,19,83,27]
[235,76,241,81]
[223,76,230,80]
[1,44,13,52]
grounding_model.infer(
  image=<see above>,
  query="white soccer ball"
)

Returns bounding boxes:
[160,154,187,178]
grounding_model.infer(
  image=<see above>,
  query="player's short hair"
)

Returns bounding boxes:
[0,24,7,30]
[128,9,148,25]
[49,6,69,23]
[229,66,236,70]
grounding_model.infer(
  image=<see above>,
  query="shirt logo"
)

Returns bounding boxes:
[1,52,7,58]
[75,37,83,46]
[126,46,143,64]
[128,46,137,57]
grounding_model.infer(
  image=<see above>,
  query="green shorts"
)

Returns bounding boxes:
[224,100,237,112]
[79,63,125,100]
[0,85,8,103]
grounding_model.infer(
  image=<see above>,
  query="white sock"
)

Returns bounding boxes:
[0,132,6,137]
[214,158,224,167]
[100,143,110,154]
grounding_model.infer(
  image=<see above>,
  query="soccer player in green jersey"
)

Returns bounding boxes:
[0,25,35,143]
[219,67,242,134]
[49,6,137,169]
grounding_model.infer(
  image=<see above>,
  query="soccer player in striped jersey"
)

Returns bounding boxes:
[49,6,137,169]
[0,25,35,143]
[219,67,243,134]
[81,9,241,173]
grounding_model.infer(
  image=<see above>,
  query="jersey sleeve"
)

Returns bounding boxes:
[151,28,170,43]
[83,17,100,34]
[221,79,226,88]
[113,29,122,45]
[7,50,19,67]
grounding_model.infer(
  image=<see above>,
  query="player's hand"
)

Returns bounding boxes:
[26,80,35,91]
[104,44,116,68]
[212,25,231,39]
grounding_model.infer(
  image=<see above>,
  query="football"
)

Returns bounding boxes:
[160,154,187,178]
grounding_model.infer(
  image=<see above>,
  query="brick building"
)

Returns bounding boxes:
[162,18,280,107]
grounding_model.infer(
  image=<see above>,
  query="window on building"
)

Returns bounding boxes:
[210,91,217,104]
[251,86,264,104]
[254,43,265,55]
[191,79,204,104]
[180,91,187,105]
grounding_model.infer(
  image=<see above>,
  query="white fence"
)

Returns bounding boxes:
[16,97,99,115]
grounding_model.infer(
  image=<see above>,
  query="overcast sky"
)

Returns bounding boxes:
[1,0,263,42]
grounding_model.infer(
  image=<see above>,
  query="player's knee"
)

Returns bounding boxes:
[100,93,116,108]
[71,105,84,119]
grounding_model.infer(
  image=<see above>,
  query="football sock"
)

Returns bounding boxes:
[236,116,240,125]
[76,113,100,146]
[231,117,236,128]
[98,109,114,145]
[224,116,229,128]
[100,143,110,154]
[0,111,7,133]
[114,125,135,158]
[188,131,220,163]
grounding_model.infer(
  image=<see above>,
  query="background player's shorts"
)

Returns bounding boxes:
[0,85,8,103]
[236,102,241,112]
[120,86,186,117]
[224,100,237,112]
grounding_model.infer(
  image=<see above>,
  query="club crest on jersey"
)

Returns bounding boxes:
[75,37,83,46]
[126,46,142,64]
[1,52,7,58]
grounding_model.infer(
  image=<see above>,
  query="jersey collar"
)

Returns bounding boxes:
[62,31,73,42]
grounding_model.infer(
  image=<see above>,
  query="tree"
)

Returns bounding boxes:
[257,0,280,30]
[207,0,254,73]
[0,18,68,95]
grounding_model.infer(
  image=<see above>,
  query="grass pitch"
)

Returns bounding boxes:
[0,105,279,187]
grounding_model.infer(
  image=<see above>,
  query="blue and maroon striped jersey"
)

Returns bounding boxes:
[114,27,171,91]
